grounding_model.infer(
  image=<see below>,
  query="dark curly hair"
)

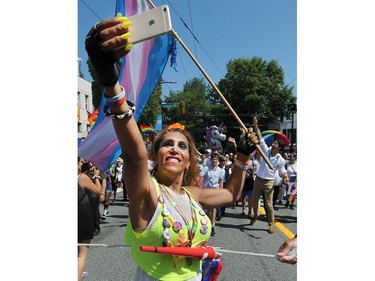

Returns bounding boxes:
[149,127,201,187]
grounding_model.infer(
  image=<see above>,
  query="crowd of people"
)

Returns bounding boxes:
[196,122,297,236]
[78,14,297,281]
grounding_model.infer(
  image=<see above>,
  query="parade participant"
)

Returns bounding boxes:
[218,155,232,218]
[241,161,255,218]
[78,159,102,281]
[250,117,289,234]
[90,164,104,236]
[285,152,297,209]
[114,159,123,201]
[85,15,259,280]
[200,152,225,236]
[100,170,113,219]
[272,170,283,211]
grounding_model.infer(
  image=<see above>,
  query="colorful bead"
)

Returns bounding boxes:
[163,218,171,228]
[192,201,200,208]
[172,221,183,232]
[200,225,209,234]
[163,229,171,240]
[162,208,171,216]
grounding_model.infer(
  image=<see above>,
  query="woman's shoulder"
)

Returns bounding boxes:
[184,185,202,200]
[78,173,91,187]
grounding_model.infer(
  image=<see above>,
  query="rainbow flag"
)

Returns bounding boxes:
[87,108,99,127]
[78,0,175,171]
[77,107,81,122]
[140,124,156,135]
[286,177,297,202]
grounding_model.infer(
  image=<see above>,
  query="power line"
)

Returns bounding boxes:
[80,0,102,21]
[166,0,225,77]
[177,47,189,82]
[287,77,297,86]
[187,0,198,60]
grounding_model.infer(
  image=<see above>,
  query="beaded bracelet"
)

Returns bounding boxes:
[233,160,249,171]
[104,87,126,107]
[103,100,136,119]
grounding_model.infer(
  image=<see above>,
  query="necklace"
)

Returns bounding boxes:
[159,184,200,247]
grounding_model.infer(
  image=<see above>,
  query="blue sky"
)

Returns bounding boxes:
[78,0,297,98]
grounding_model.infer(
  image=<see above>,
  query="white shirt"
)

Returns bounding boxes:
[273,170,283,186]
[116,165,123,182]
[256,138,287,180]
[286,162,297,177]
[200,162,224,188]
[286,162,297,182]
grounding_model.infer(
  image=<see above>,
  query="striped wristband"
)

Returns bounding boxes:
[104,87,126,107]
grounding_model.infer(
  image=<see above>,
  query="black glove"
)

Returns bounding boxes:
[85,26,122,87]
[237,132,257,156]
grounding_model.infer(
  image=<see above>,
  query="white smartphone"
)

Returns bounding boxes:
[127,5,172,45]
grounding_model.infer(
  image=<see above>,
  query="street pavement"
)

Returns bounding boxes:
[84,191,297,281]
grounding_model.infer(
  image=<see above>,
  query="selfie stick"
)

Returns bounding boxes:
[79,243,276,259]
[140,245,221,260]
[147,0,273,169]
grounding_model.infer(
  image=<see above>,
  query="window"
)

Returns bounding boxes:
[85,95,89,110]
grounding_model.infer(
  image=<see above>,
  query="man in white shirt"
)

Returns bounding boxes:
[250,118,289,234]
[200,152,224,236]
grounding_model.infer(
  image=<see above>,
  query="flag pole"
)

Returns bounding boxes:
[146,0,273,169]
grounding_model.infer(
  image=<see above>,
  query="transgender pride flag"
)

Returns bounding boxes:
[78,0,175,171]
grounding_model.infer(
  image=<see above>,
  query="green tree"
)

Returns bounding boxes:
[138,82,162,126]
[215,57,296,126]
[164,77,210,145]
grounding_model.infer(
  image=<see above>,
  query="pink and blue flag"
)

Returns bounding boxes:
[78,0,176,171]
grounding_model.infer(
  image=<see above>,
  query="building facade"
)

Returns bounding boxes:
[77,76,94,139]
[268,115,297,152]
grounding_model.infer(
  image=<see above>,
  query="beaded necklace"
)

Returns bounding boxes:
[159,184,201,247]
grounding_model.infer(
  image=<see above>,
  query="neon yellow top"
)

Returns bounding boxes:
[124,177,212,280]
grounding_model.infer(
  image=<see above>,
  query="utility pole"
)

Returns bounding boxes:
[287,103,297,152]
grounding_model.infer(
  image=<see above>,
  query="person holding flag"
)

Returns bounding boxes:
[85,14,259,280]
[250,116,290,234]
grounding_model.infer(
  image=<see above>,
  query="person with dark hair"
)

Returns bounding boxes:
[285,152,297,209]
[218,155,232,218]
[113,159,123,201]
[250,117,289,234]
[78,158,102,280]
[272,170,283,211]
[241,161,255,218]
[200,152,225,236]
[88,164,104,237]
[85,15,259,280]
[100,170,113,219]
